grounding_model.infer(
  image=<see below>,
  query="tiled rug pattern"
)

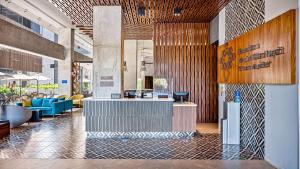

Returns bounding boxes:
[0,113,262,160]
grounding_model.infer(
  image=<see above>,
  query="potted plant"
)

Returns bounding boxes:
[0,87,11,116]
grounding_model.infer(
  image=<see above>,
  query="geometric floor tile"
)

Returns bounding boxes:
[0,112,262,160]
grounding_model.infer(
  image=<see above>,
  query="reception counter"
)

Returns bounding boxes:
[83,98,197,138]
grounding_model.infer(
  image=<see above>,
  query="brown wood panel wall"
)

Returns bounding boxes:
[154,23,218,123]
[218,9,296,84]
[0,48,42,73]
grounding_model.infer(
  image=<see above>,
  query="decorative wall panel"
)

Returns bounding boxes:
[74,51,93,63]
[225,84,265,157]
[225,0,265,42]
[154,23,218,123]
[0,48,42,73]
[225,0,265,158]
[72,62,80,95]
[219,10,296,84]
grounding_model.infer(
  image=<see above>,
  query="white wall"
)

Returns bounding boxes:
[137,40,154,89]
[218,9,226,130]
[218,9,226,45]
[41,58,54,84]
[210,15,219,44]
[124,40,137,90]
[124,40,154,90]
[264,0,299,169]
[57,28,74,96]
[138,40,154,77]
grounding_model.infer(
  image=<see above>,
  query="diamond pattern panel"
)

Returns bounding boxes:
[224,0,265,158]
[225,0,265,41]
[225,84,265,158]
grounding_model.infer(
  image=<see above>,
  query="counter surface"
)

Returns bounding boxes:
[84,97,174,102]
[83,98,197,138]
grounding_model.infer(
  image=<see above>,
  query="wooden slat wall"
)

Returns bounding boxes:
[0,48,42,73]
[154,23,218,123]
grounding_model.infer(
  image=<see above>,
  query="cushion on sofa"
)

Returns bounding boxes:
[32,98,43,107]
[49,98,58,104]
[22,99,32,107]
[42,98,58,107]
[42,98,51,107]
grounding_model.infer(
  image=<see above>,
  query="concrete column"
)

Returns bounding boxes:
[57,28,75,96]
[93,6,122,98]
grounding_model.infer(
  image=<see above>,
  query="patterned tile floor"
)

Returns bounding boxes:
[0,112,262,160]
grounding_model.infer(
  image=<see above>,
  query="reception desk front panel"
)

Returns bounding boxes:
[83,98,197,138]
[84,98,173,132]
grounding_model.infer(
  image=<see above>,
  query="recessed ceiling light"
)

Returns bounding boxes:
[138,6,145,17]
[174,7,182,16]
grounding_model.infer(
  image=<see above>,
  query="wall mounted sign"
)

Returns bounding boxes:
[218,9,296,84]
[100,76,114,87]
[61,80,68,84]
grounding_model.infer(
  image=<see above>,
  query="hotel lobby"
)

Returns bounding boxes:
[0,0,299,169]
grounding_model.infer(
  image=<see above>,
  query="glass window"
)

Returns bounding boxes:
[23,17,31,29]
[41,27,55,41]
[54,33,58,43]
[31,22,41,35]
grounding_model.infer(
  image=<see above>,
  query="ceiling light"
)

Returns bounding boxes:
[140,61,146,72]
[123,61,128,72]
[174,7,182,16]
[138,6,145,17]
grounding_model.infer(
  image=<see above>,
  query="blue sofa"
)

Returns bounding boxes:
[17,98,73,117]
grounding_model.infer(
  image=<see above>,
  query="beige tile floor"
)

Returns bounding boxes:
[0,159,276,169]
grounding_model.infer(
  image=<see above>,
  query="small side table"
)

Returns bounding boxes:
[0,120,10,139]
[29,110,43,122]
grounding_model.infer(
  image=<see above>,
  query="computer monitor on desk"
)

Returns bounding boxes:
[173,92,189,102]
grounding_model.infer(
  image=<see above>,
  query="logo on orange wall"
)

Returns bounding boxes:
[220,43,235,82]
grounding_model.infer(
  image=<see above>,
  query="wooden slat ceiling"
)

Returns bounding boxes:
[48,0,230,40]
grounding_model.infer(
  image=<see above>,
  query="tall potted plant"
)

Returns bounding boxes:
[0,86,11,118]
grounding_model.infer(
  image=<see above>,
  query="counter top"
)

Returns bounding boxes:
[173,102,197,107]
[83,97,174,102]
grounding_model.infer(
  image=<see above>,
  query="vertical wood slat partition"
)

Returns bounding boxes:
[154,23,218,123]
